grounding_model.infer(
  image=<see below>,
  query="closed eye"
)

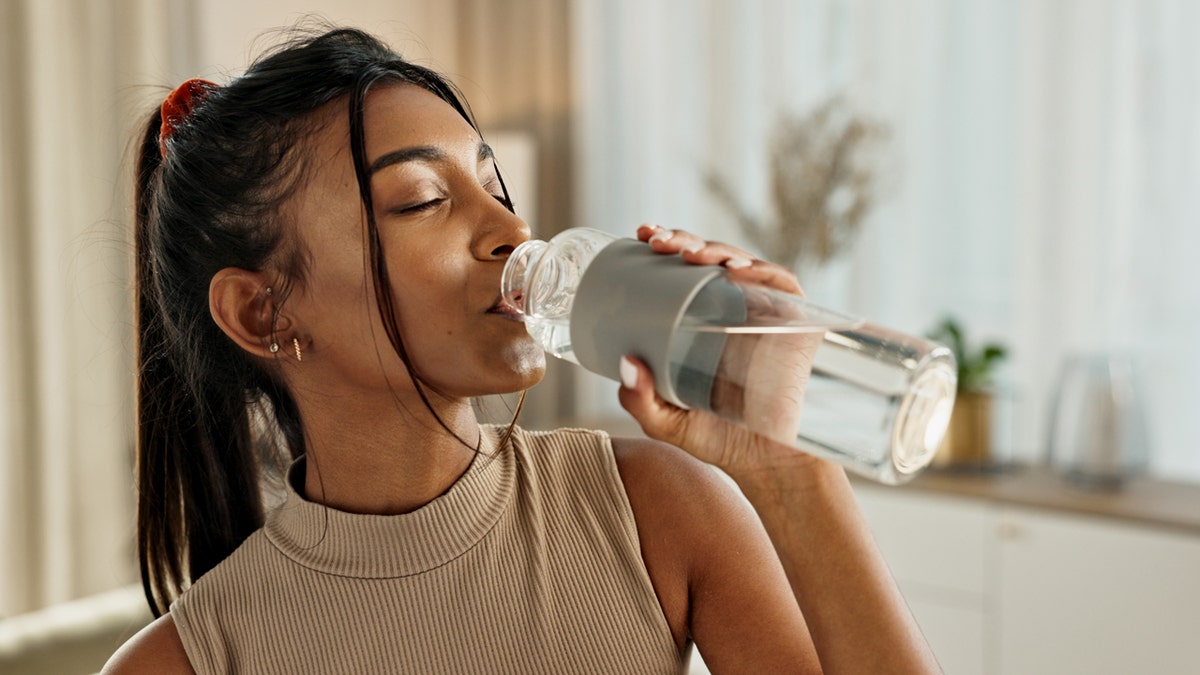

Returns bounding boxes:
[396,198,445,215]
[493,193,515,213]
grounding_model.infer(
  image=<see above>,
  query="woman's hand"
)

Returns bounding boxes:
[616,225,826,479]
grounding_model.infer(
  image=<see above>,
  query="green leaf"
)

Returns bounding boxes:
[982,344,1007,361]
[926,316,1009,393]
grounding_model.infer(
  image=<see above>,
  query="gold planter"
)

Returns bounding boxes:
[933,391,993,468]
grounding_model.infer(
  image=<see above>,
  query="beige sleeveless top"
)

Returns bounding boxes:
[171,425,686,674]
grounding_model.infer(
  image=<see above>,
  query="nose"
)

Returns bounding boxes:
[474,190,532,260]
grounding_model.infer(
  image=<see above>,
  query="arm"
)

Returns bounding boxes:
[727,459,938,673]
[611,436,822,673]
[101,614,196,675]
[617,226,941,674]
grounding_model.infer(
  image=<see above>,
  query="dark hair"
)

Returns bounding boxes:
[133,26,515,617]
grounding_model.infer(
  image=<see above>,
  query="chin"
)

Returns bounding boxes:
[500,332,545,370]
[456,345,546,398]
[508,348,547,389]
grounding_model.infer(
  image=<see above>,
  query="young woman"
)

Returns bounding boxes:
[104,26,939,674]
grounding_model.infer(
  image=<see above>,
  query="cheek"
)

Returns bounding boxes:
[385,277,471,370]
[389,250,466,304]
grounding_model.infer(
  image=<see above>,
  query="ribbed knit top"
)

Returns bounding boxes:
[171,425,686,674]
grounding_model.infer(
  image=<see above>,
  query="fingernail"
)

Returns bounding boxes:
[619,356,638,389]
[726,257,753,269]
[682,241,705,254]
[649,230,674,245]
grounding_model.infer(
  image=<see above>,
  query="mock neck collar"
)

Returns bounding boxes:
[263,425,512,578]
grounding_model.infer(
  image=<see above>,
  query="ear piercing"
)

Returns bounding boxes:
[266,287,282,355]
[264,287,301,362]
[267,338,302,362]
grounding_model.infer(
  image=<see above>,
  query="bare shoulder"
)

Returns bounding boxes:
[609,435,761,538]
[609,436,768,646]
[610,435,819,671]
[102,613,195,675]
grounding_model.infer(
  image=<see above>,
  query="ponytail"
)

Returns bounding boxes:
[133,111,279,616]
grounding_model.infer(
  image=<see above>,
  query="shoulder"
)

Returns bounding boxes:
[102,613,195,674]
[172,530,273,609]
[505,425,617,486]
[609,435,763,559]
[609,435,769,645]
[505,424,609,457]
[612,436,820,671]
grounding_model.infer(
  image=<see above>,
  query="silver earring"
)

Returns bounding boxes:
[293,338,302,362]
[265,286,273,296]
[269,342,279,354]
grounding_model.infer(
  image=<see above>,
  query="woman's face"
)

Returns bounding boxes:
[287,83,545,400]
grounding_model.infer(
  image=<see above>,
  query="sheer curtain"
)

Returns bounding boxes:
[0,0,177,617]
[571,0,1200,480]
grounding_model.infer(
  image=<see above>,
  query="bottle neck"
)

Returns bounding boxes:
[500,238,548,317]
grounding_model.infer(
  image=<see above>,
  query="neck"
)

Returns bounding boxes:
[295,390,481,515]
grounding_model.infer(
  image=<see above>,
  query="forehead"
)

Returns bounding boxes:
[361,83,479,158]
[304,82,478,167]
[298,82,480,201]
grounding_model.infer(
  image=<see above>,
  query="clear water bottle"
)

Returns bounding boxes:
[501,228,958,484]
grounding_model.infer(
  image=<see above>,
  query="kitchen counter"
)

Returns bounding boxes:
[886,464,1200,536]
[561,416,1200,536]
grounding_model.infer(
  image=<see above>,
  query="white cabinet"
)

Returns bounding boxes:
[995,508,1200,675]
[853,483,1200,675]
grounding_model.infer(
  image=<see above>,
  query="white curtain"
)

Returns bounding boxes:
[0,0,174,617]
[571,0,1200,480]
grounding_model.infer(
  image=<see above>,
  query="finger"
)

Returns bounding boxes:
[665,236,805,296]
[724,259,805,296]
[679,241,757,266]
[641,228,756,262]
[634,226,804,296]
[636,223,666,242]
[643,227,695,254]
[616,356,689,448]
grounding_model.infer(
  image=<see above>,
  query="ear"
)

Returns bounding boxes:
[209,267,289,358]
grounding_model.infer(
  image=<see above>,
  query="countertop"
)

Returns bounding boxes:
[562,416,1200,536]
[877,464,1200,536]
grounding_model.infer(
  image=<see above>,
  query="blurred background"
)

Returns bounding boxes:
[1,1,1198,673]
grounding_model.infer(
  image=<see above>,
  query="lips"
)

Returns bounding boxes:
[488,294,525,321]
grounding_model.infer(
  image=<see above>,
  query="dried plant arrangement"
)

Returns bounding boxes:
[704,95,887,273]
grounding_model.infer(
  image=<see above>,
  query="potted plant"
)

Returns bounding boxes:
[927,316,1008,468]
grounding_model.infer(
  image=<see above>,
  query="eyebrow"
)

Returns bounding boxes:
[369,142,495,175]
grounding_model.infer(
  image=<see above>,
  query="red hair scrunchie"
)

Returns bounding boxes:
[159,78,217,159]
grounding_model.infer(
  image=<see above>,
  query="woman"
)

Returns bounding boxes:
[105,26,939,674]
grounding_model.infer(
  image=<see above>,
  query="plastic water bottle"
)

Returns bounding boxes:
[501,228,957,484]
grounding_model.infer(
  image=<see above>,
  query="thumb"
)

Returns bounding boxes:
[616,356,689,447]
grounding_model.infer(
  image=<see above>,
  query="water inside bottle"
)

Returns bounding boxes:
[527,312,954,480]
[668,325,957,482]
[525,316,580,365]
